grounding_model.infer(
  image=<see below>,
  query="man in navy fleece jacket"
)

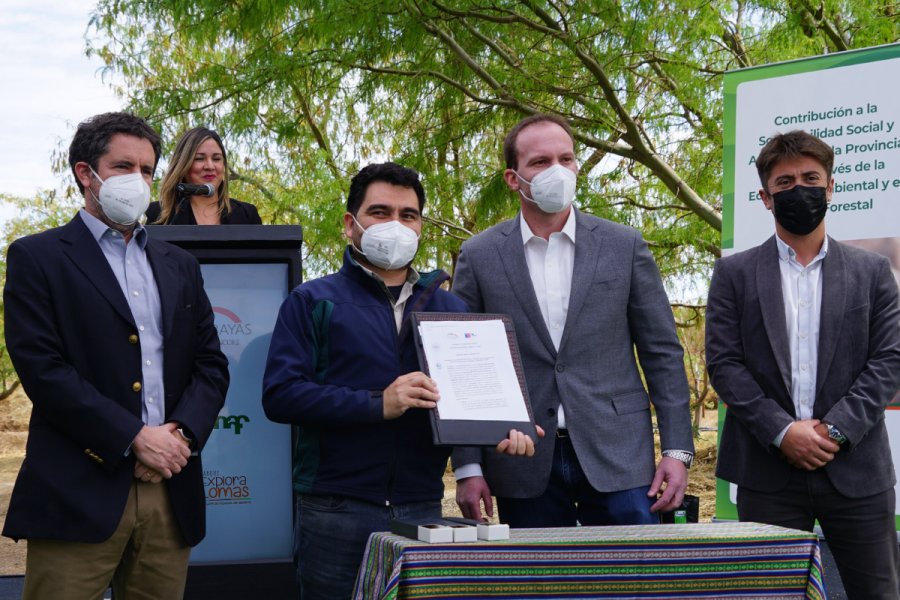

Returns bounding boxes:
[263,162,541,600]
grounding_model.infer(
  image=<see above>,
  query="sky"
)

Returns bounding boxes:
[0,0,122,222]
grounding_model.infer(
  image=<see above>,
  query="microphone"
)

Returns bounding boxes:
[176,183,215,198]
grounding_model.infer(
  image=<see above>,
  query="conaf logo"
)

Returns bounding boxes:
[215,415,250,434]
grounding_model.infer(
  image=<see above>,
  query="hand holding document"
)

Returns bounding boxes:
[418,319,531,422]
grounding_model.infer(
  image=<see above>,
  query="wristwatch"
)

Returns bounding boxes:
[662,450,694,469]
[825,424,847,445]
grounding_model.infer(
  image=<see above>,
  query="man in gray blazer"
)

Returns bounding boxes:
[452,114,695,527]
[707,130,900,599]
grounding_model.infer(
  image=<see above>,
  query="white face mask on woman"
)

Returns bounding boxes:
[513,163,577,214]
[351,215,420,271]
[89,167,152,225]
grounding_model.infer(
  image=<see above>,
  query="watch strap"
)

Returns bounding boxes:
[662,450,694,469]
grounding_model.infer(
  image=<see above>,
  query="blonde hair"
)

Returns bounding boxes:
[156,127,232,224]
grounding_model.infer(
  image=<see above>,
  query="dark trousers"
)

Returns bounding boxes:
[294,493,442,600]
[737,468,900,600]
[497,435,658,528]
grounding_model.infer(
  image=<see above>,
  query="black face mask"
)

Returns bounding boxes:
[771,185,828,236]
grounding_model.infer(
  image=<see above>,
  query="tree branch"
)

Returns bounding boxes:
[522,1,723,231]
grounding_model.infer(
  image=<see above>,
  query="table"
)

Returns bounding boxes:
[353,523,825,600]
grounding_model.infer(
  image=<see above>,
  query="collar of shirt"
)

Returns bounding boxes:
[79,208,148,250]
[775,232,828,267]
[348,252,420,304]
[520,207,577,247]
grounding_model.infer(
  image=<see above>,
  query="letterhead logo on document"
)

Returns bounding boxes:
[213,307,253,346]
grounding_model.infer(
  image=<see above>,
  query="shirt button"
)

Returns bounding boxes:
[801,332,807,339]
[800,301,807,307]
[801,271,806,277]
[551,292,557,297]
[554,324,559,329]
[127,260,131,265]
[148,397,154,403]
[801,364,808,370]
[111,231,118,237]
[548,262,554,267]
[146,360,151,366]
[133,291,139,296]
[801,398,808,404]
[140,326,145,331]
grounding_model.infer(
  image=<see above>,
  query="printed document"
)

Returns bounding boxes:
[419,319,530,422]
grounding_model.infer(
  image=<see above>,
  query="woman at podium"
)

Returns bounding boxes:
[146,127,262,225]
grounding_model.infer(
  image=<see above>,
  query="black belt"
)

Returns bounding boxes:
[556,428,569,438]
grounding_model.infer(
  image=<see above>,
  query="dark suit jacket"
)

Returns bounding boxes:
[707,235,900,498]
[145,198,262,225]
[2,215,229,545]
[451,209,694,497]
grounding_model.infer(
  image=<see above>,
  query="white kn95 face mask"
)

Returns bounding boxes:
[513,163,577,214]
[351,215,420,271]
[89,167,152,225]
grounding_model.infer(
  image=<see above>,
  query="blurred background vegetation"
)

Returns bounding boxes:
[2,0,900,413]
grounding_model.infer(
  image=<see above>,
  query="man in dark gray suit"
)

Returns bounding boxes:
[452,114,695,527]
[707,130,900,599]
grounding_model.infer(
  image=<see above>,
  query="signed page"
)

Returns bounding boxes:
[419,319,530,422]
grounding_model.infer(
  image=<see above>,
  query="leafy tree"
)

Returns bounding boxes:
[78,0,897,289]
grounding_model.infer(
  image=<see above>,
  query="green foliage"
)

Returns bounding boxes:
[73,0,895,288]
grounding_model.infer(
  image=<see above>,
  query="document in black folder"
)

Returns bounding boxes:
[411,312,538,446]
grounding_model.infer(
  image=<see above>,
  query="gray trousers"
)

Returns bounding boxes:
[738,468,900,600]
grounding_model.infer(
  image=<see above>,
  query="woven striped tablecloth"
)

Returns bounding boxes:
[352,522,825,600]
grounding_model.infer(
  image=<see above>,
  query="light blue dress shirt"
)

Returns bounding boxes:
[79,209,165,428]
[772,234,828,447]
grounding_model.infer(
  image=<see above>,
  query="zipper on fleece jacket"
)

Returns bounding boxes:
[384,309,403,506]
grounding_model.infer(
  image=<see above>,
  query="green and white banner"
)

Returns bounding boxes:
[718,43,900,525]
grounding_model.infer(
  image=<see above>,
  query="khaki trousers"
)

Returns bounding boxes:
[22,479,191,600]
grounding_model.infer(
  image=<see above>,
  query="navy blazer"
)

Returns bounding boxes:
[2,215,229,546]
[708,236,900,498]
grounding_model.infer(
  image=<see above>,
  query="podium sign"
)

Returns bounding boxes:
[190,263,292,562]
[146,225,302,597]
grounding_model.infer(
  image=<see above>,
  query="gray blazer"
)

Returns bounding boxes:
[450,208,694,498]
[707,236,900,498]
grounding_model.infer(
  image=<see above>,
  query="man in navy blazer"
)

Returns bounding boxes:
[707,130,900,598]
[3,113,229,599]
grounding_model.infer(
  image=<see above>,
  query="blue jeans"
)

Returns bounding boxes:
[497,435,658,528]
[294,493,442,600]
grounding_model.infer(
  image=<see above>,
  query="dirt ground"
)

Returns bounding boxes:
[0,389,720,575]
[0,386,29,575]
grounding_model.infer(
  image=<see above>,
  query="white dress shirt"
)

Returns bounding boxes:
[455,210,577,481]
[350,253,419,333]
[772,234,828,447]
